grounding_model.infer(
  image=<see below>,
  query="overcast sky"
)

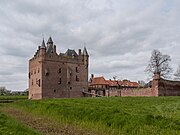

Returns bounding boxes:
[0,0,180,91]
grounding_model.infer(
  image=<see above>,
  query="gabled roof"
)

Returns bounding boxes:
[106,80,119,86]
[90,77,108,85]
[90,76,140,87]
[64,49,78,57]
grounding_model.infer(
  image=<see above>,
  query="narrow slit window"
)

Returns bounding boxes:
[76,75,79,81]
[58,68,61,73]
[58,78,61,84]
[76,67,78,73]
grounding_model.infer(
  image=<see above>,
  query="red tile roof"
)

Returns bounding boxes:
[106,80,119,86]
[90,76,108,85]
[90,76,139,87]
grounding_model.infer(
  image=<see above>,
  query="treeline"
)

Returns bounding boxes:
[0,87,28,96]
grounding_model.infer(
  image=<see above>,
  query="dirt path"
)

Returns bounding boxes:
[3,107,98,135]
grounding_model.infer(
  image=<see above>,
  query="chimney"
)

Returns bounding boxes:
[91,74,94,79]
[78,49,81,55]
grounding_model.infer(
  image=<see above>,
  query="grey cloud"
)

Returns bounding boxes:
[0,0,180,90]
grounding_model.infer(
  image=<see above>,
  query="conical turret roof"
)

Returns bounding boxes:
[83,47,88,56]
[47,36,53,44]
[41,38,46,48]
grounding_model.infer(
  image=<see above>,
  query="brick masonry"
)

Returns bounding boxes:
[88,73,180,97]
[29,37,89,99]
[121,73,180,97]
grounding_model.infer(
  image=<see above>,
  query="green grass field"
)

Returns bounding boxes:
[0,104,40,135]
[4,96,179,135]
[0,95,27,100]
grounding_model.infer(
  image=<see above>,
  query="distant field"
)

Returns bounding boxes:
[3,96,179,135]
[0,95,27,100]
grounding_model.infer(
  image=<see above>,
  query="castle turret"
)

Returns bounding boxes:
[47,36,53,46]
[83,47,89,67]
[41,38,46,49]
[83,46,88,56]
[39,39,46,58]
[46,37,54,54]
[152,72,160,96]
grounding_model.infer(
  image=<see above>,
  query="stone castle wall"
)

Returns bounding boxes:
[121,88,154,97]
[41,58,88,98]
[158,78,180,96]
[120,77,180,97]
[29,56,42,99]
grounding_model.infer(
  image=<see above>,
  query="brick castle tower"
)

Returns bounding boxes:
[28,37,89,99]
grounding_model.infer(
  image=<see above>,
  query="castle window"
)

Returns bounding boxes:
[38,68,40,73]
[54,89,56,93]
[76,67,79,73]
[34,70,36,74]
[68,82,71,84]
[45,69,49,76]
[58,78,61,84]
[38,79,40,87]
[36,78,40,87]
[58,68,61,73]
[76,75,79,81]
[70,87,72,90]
[32,80,33,85]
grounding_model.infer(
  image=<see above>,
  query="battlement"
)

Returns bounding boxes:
[30,37,89,65]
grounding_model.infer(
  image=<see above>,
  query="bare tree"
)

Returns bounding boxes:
[174,65,180,81]
[145,49,172,78]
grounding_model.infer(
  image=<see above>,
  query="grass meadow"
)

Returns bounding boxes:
[0,96,40,135]
[6,96,180,135]
[0,95,27,100]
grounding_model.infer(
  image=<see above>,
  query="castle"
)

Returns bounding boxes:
[87,73,180,97]
[28,37,89,99]
[29,37,180,99]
